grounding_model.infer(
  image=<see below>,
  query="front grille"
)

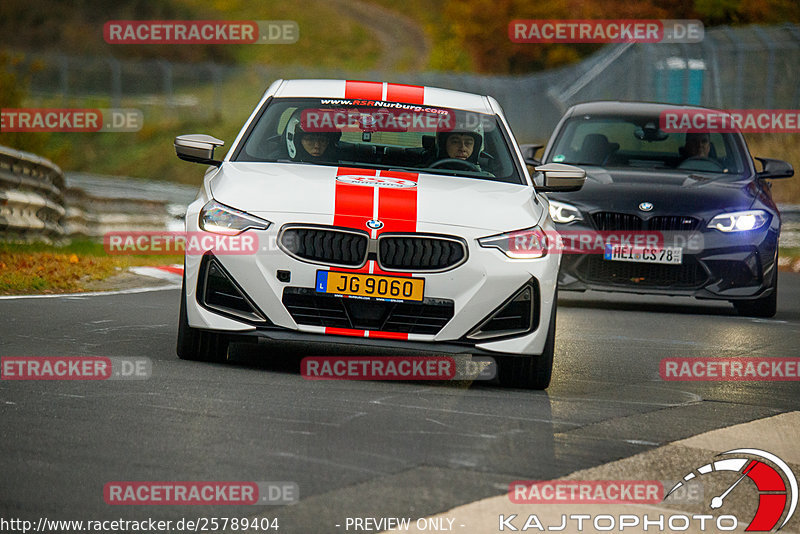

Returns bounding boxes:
[648,215,700,232]
[578,255,708,288]
[379,236,466,271]
[280,227,368,267]
[281,225,467,272]
[282,288,454,335]
[591,212,700,232]
[592,212,643,231]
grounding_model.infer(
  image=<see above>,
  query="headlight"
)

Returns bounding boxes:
[199,200,271,235]
[478,226,548,259]
[707,210,769,232]
[548,200,583,223]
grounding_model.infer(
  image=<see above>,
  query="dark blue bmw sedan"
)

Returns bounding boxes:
[526,101,794,317]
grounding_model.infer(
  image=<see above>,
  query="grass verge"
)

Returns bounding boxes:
[0,240,182,295]
[779,247,800,272]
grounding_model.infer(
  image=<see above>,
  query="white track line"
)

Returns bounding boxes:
[0,284,179,300]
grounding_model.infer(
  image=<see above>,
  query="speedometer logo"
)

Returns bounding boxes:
[666,448,797,531]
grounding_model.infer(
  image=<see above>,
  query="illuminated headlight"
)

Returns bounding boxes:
[199,200,271,235]
[548,200,583,223]
[707,210,769,232]
[478,226,548,259]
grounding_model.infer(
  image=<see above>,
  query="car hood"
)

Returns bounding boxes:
[548,167,756,215]
[209,162,541,232]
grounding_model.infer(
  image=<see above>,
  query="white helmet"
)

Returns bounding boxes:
[285,110,341,161]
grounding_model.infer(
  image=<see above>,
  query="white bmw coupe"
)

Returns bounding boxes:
[174,79,584,389]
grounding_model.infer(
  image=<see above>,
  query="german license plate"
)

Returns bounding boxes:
[603,245,683,265]
[315,271,425,301]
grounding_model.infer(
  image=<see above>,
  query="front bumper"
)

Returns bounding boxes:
[556,225,779,301]
[184,204,559,357]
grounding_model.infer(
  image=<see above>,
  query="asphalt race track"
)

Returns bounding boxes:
[1,274,799,531]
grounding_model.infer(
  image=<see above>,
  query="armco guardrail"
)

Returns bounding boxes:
[779,204,800,249]
[0,145,66,239]
[0,145,196,240]
[63,173,197,237]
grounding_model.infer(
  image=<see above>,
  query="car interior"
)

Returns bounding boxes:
[551,118,744,173]
[237,100,524,183]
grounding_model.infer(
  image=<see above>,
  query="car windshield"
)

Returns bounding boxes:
[546,116,747,174]
[234,98,524,184]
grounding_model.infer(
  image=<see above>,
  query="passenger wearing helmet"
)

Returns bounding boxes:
[285,111,341,162]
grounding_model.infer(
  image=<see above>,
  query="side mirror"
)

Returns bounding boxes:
[533,163,586,192]
[175,134,224,167]
[755,157,794,180]
[519,143,544,166]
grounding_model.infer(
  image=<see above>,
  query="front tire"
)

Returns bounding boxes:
[177,276,230,362]
[497,291,557,390]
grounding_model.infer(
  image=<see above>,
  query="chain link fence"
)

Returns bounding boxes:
[9,23,800,142]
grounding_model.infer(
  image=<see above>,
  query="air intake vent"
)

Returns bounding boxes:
[282,288,454,335]
[199,254,268,323]
[467,281,539,340]
[579,255,708,288]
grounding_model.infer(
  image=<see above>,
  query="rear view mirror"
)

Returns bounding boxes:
[533,163,586,192]
[634,126,669,142]
[755,157,794,179]
[519,143,544,166]
[175,134,225,166]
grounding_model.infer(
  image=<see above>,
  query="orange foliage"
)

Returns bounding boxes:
[441,0,799,73]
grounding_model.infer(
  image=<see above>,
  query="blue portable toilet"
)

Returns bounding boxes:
[654,57,705,105]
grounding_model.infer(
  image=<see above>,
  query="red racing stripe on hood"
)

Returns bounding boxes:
[371,170,418,276]
[326,168,421,340]
[333,167,376,232]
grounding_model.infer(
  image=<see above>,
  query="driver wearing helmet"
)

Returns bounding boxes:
[429,116,484,169]
[285,110,341,162]
[443,133,477,160]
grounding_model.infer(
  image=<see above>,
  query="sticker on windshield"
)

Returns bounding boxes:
[336,175,417,188]
[553,154,565,162]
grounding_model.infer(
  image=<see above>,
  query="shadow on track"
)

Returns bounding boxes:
[557,294,737,316]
